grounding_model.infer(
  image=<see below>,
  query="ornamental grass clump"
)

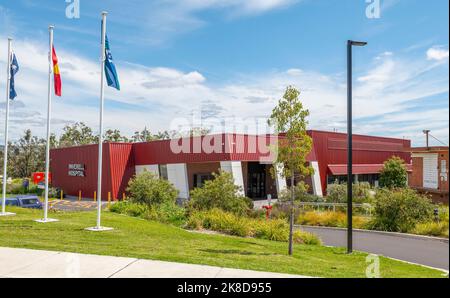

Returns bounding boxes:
[186,208,321,245]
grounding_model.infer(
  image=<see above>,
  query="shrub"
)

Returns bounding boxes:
[110,201,187,226]
[369,188,434,233]
[188,171,253,215]
[278,181,324,203]
[326,182,372,204]
[270,202,302,220]
[379,156,408,189]
[253,219,289,241]
[293,230,322,245]
[438,206,449,222]
[411,222,449,238]
[296,211,369,229]
[144,202,187,226]
[109,201,149,217]
[186,208,251,237]
[186,208,321,245]
[126,171,178,206]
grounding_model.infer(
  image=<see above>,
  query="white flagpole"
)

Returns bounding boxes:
[35,26,58,223]
[1,38,15,217]
[86,11,112,231]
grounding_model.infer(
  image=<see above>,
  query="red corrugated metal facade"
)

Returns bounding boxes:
[308,130,411,192]
[50,130,411,200]
[50,143,133,200]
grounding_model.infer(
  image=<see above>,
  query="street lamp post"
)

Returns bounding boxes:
[347,40,367,254]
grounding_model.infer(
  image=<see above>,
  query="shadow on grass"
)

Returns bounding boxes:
[199,249,277,256]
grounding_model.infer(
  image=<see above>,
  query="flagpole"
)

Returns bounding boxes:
[86,11,113,231]
[1,38,15,217]
[36,26,58,223]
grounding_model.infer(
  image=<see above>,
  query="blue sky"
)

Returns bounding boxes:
[0,0,448,146]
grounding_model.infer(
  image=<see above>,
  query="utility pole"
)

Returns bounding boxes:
[423,130,430,149]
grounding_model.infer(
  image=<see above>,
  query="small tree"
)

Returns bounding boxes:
[188,171,252,215]
[379,156,408,189]
[268,86,313,255]
[127,171,178,206]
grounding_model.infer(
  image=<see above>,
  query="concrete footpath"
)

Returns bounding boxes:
[0,247,310,278]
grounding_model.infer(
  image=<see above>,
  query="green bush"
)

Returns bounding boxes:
[110,201,186,226]
[5,181,43,196]
[188,171,253,215]
[253,219,289,241]
[379,156,408,189]
[326,182,372,204]
[186,208,321,245]
[126,171,178,206]
[296,211,370,229]
[186,208,251,237]
[270,202,302,220]
[279,181,324,203]
[144,202,187,226]
[411,222,449,238]
[369,188,434,233]
[293,230,322,245]
[109,201,149,217]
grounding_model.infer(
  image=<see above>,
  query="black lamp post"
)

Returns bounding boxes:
[347,40,367,254]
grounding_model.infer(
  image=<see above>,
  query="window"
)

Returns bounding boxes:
[358,174,380,186]
[6,199,19,206]
[193,173,214,188]
[327,175,349,185]
[158,164,168,180]
[21,199,39,205]
[327,174,380,187]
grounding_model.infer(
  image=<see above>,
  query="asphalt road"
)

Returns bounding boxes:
[298,226,449,271]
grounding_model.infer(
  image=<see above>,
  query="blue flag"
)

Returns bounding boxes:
[9,53,19,100]
[104,35,120,90]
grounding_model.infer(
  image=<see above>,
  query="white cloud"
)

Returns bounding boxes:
[111,0,300,45]
[427,46,449,61]
[0,35,448,147]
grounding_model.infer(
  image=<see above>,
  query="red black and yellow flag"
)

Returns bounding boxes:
[52,46,62,97]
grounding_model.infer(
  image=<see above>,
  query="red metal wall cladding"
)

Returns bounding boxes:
[50,143,134,200]
[308,130,411,192]
[50,131,411,200]
[133,133,279,165]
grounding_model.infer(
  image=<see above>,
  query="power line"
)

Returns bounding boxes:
[429,133,449,146]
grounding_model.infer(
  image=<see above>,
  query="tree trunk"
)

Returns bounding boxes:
[288,172,295,255]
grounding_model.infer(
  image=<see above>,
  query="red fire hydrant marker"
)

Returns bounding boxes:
[262,205,273,219]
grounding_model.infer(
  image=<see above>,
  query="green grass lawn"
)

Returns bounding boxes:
[0,207,446,278]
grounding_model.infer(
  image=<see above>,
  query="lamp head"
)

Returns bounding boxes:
[349,40,368,46]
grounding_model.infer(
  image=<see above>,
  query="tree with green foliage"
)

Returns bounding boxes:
[131,127,176,142]
[189,171,253,215]
[127,171,178,206]
[379,156,408,189]
[104,129,129,143]
[59,122,98,147]
[268,86,313,255]
[8,130,45,178]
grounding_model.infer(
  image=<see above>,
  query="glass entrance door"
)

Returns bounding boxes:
[247,162,266,199]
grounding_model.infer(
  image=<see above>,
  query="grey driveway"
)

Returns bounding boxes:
[298,226,449,270]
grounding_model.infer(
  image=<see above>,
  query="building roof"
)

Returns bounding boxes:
[411,146,449,153]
